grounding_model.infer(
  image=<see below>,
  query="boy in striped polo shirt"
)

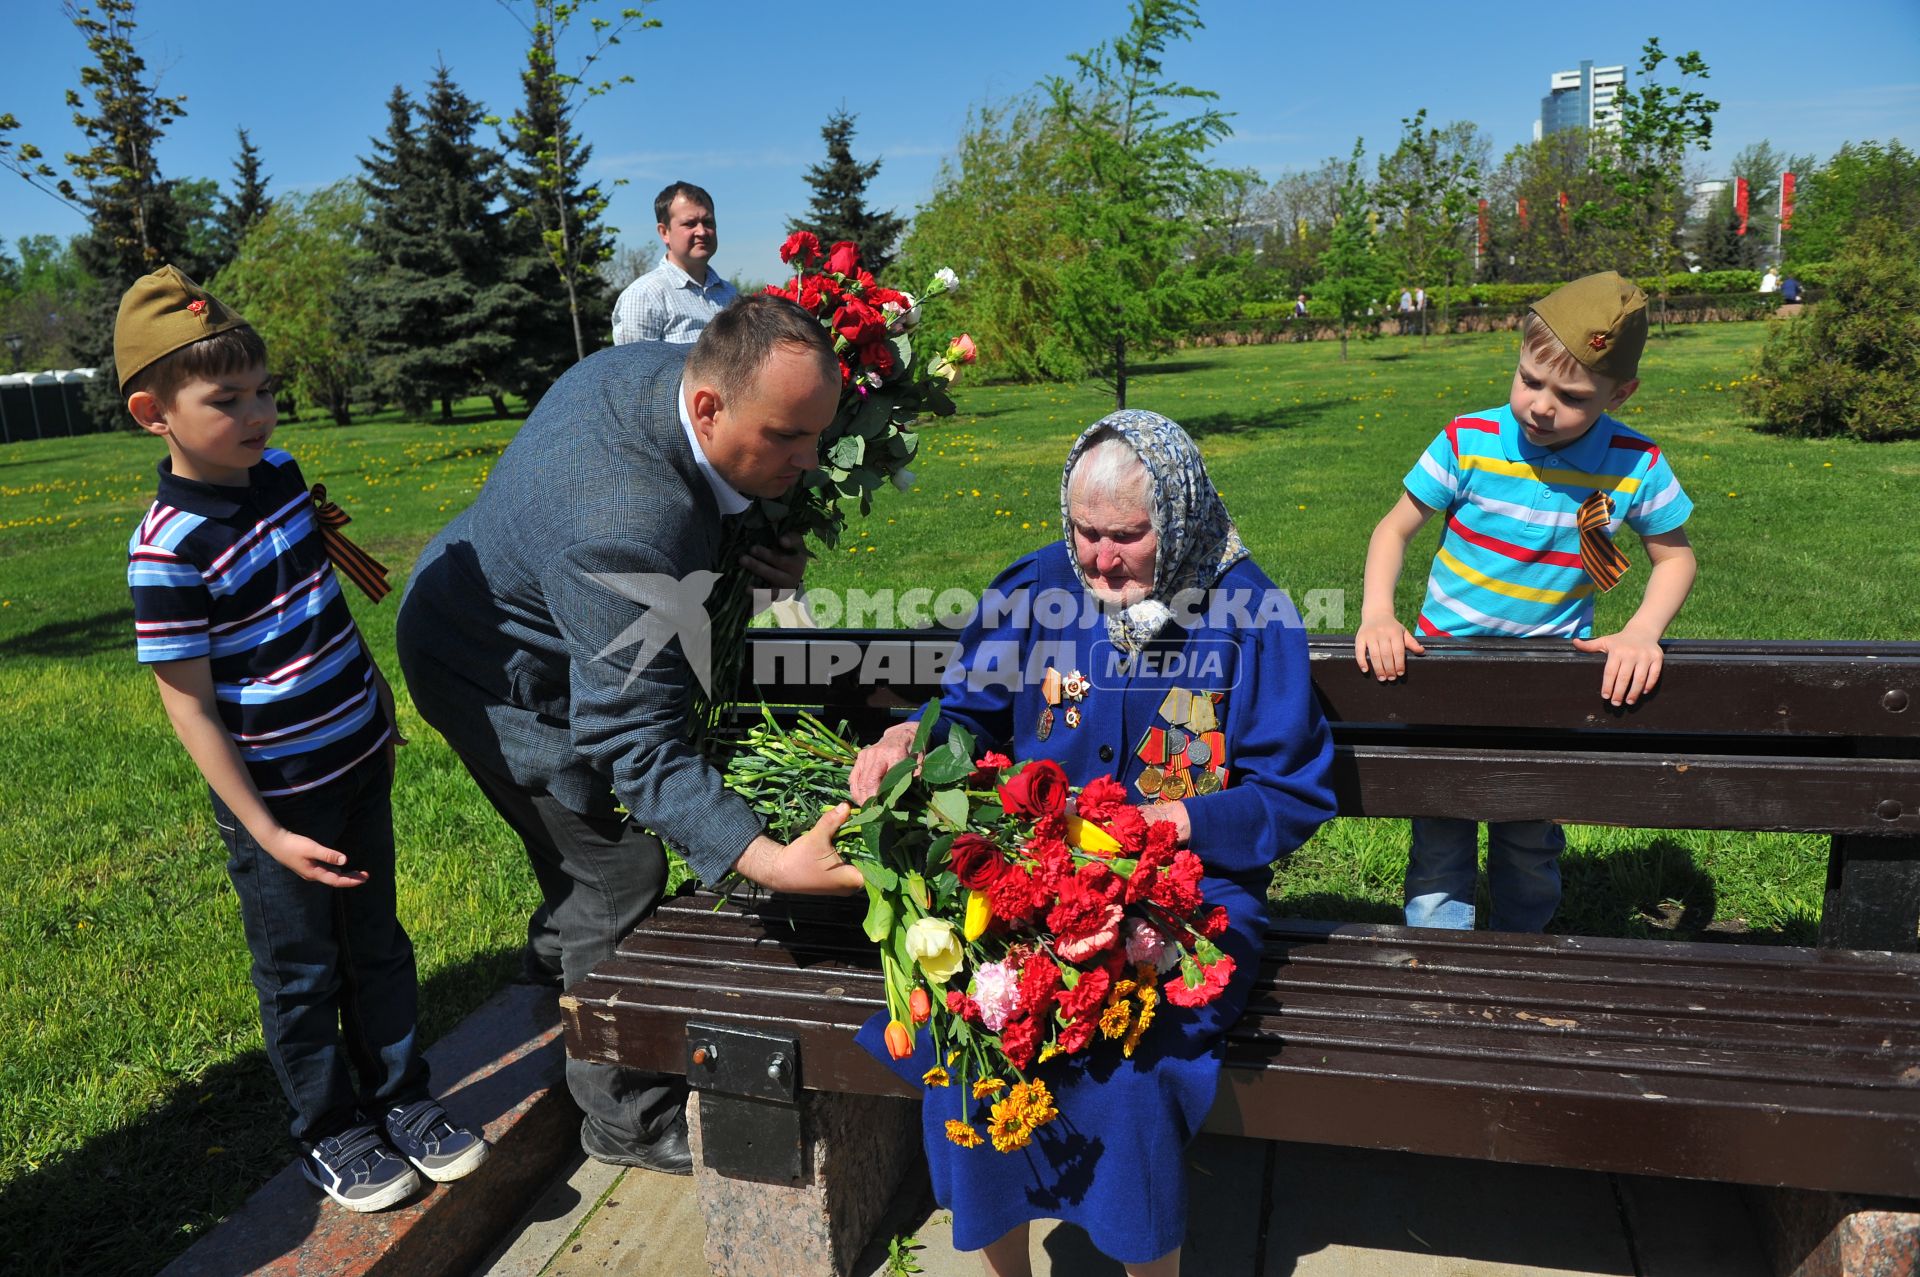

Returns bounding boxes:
[1355,271,1697,931]
[121,267,486,1211]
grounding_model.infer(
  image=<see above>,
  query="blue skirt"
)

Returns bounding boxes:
[855,872,1266,1264]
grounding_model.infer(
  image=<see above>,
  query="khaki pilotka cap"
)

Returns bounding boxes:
[114,264,251,392]
[1529,270,1649,383]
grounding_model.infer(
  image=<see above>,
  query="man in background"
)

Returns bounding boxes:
[611,181,739,345]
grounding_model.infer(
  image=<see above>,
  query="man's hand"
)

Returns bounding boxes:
[734,805,865,894]
[1354,615,1426,681]
[1572,628,1665,706]
[262,827,369,888]
[849,721,921,803]
[1140,800,1192,845]
[741,532,809,603]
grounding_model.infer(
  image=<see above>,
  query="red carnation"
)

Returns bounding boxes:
[1075,775,1128,825]
[857,339,896,377]
[999,759,1069,820]
[946,989,983,1024]
[826,239,861,277]
[1055,967,1111,1021]
[1058,1017,1098,1055]
[1164,954,1236,1008]
[1126,838,1175,905]
[1105,805,1149,856]
[868,284,908,308]
[950,833,1007,891]
[780,230,822,266]
[969,751,1013,784]
[1017,953,1062,1021]
[1047,874,1125,964]
[1200,906,1231,939]
[1000,1015,1040,1070]
[1031,811,1067,842]
[1150,849,1206,916]
[987,864,1042,927]
[1077,860,1123,905]
[1027,839,1074,895]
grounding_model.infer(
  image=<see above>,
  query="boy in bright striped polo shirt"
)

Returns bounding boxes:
[1355,271,1697,932]
[120,267,486,1211]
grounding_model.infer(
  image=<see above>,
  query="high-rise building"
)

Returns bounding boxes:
[1534,61,1627,141]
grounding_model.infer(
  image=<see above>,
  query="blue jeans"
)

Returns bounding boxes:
[1403,817,1565,933]
[211,755,429,1144]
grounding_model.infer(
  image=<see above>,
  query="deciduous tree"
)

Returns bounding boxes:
[1315,139,1395,361]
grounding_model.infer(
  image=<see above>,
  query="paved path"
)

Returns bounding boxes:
[471,1134,1769,1276]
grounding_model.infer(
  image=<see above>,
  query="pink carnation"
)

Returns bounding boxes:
[1123,916,1178,972]
[971,960,1021,1031]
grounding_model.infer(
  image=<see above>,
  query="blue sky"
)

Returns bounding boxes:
[3,0,1916,286]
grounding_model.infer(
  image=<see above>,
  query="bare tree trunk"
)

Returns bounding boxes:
[1113,337,1128,410]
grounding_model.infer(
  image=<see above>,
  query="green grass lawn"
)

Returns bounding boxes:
[1,320,1913,1273]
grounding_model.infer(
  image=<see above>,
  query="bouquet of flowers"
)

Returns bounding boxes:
[724,704,1236,1154]
[691,238,977,750]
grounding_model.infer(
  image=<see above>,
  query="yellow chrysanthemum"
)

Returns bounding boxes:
[1124,986,1159,1057]
[922,1066,950,1088]
[1037,1042,1062,1064]
[988,1101,1036,1153]
[1099,1000,1132,1040]
[1007,1079,1058,1127]
[973,1076,1007,1100]
[1111,977,1138,1001]
[945,1119,985,1149]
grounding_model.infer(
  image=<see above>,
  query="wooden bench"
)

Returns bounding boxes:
[563,633,1920,1275]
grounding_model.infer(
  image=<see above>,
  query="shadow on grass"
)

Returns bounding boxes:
[1559,836,1817,946]
[1271,892,1405,926]
[0,607,133,660]
[1180,396,1357,440]
[404,440,512,470]
[0,945,524,1277]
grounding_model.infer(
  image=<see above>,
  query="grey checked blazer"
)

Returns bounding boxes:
[396,341,764,885]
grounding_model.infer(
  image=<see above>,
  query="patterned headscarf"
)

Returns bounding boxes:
[1060,409,1248,653]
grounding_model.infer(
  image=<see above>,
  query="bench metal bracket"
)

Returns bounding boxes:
[686,1022,805,1182]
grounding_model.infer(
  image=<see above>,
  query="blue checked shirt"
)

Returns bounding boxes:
[610,259,738,344]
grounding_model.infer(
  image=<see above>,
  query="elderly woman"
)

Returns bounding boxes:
[849,410,1336,1277]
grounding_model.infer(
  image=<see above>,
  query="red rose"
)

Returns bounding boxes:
[780,230,822,266]
[999,759,1069,820]
[857,339,896,377]
[832,299,887,346]
[969,751,1013,784]
[999,1015,1039,1070]
[950,833,1007,891]
[1075,775,1128,824]
[826,239,861,277]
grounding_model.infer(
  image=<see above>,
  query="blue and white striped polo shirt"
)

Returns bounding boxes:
[1403,404,1692,639]
[128,449,392,797]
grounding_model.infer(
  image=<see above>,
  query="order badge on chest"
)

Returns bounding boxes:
[1135,687,1228,801]
[1037,667,1092,741]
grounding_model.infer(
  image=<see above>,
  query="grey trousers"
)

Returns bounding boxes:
[455,750,686,1145]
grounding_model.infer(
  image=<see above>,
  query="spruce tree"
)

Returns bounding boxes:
[357,66,536,419]
[208,127,272,276]
[789,109,906,275]
[0,0,193,417]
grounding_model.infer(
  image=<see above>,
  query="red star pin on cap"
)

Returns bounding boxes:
[1588,332,1608,350]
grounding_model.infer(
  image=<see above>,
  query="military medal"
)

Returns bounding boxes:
[1039,665,1062,741]
[1186,736,1212,768]
[1192,770,1221,795]
[1038,705,1054,741]
[1136,766,1165,798]
[1165,727,1189,757]
[1065,706,1081,729]
[1161,770,1192,800]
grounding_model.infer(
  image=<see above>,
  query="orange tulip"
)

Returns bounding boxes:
[884,1020,914,1059]
[909,988,933,1024]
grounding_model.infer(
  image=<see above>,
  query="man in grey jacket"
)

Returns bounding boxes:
[396,297,861,1173]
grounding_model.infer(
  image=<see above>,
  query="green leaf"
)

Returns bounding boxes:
[912,700,942,755]
[930,788,970,830]
[918,743,971,787]
[863,861,900,893]
[862,885,895,943]
[827,434,865,469]
[905,871,932,911]
[948,722,976,762]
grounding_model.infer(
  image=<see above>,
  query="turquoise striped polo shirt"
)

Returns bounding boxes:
[1403,404,1692,639]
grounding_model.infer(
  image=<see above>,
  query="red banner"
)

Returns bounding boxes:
[1477,198,1489,253]
[1735,177,1750,236]
[1557,190,1570,232]
[1780,171,1796,229]
[1518,198,1529,229]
